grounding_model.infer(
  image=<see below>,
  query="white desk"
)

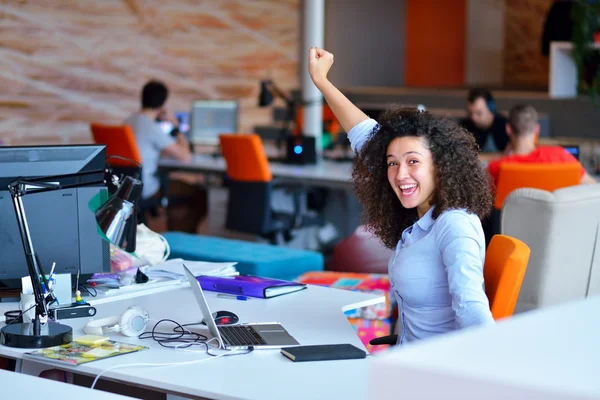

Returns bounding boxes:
[369,296,600,399]
[0,368,133,399]
[2,284,384,400]
[159,155,355,191]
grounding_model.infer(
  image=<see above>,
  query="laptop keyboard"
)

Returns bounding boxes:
[219,325,267,346]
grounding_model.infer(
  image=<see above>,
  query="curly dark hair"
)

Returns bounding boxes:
[353,107,493,249]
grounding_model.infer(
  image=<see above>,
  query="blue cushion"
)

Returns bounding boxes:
[163,232,324,280]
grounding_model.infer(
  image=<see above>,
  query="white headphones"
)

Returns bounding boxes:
[84,306,149,338]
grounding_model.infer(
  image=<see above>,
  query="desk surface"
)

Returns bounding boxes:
[0,368,133,399]
[159,155,356,190]
[2,283,383,400]
[369,296,600,399]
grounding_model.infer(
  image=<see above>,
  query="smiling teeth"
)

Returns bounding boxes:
[400,184,417,189]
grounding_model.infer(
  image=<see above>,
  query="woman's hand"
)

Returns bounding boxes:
[308,47,334,88]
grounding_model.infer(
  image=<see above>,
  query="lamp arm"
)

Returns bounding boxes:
[7,168,110,332]
[267,80,294,107]
[10,192,51,331]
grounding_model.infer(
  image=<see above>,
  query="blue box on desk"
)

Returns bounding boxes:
[162,232,324,280]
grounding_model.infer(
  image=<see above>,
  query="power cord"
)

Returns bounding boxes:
[138,319,209,349]
[91,318,252,390]
[3,303,37,327]
[78,284,97,298]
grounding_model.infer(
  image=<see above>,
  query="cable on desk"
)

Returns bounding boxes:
[91,318,252,390]
[78,284,97,298]
[138,319,209,349]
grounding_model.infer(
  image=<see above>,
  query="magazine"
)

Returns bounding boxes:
[25,340,148,366]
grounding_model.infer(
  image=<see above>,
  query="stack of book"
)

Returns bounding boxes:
[88,259,238,294]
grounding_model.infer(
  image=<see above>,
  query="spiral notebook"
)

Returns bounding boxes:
[25,340,148,366]
[197,275,306,298]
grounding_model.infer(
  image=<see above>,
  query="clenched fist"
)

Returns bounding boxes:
[308,47,334,88]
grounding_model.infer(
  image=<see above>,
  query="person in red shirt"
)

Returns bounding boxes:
[487,104,596,186]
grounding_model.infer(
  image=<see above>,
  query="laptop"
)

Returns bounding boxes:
[183,265,299,350]
[562,144,580,160]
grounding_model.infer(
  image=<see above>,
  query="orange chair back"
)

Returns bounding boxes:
[90,123,141,166]
[484,234,530,320]
[219,134,272,182]
[494,162,581,209]
[295,104,341,136]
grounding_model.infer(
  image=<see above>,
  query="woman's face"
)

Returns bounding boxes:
[386,136,436,217]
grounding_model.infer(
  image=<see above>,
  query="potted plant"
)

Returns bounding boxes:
[571,0,600,101]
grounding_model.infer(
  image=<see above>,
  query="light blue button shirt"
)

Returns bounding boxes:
[348,118,494,344]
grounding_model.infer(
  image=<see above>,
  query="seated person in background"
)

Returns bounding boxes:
[460,88,509,153]
[488,104,596,186]
[125,80,207,233]
[308,47,494,345]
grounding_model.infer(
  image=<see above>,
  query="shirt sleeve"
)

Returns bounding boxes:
[151,124,176,153]
[436,213,495,328]
[347,118,378,153]
[487,160,501,187]
[492,114,510,152]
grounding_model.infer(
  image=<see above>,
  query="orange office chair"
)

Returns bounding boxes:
[90,123,142,169]
[219,134,322,244]
[483,234,530,320]
[90,123,165,222]
[494,162,581,210]
[369,233,530,346]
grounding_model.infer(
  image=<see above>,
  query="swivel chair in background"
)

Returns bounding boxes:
[219,134,323,245]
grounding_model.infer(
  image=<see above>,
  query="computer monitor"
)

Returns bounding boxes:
[190,100,239,146]
[0,144,111,291]
[176,111,191,135]
[562,145,580,160]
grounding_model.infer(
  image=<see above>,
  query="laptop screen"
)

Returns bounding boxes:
[190,100,239,146]
[562,145,580,160]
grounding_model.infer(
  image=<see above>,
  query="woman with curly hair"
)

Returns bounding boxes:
[308,47,495,344]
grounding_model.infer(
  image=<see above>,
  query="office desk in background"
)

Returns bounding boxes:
[159,155,355,191]
[0,368,133,399]
[2,283,384,400]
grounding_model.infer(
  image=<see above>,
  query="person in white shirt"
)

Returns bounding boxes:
[124,80,206,233]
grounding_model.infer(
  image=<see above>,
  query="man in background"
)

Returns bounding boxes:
[460,88,510,153]
[487,104,596,185]
[125,80,207,233]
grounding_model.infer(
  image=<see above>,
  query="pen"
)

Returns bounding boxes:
[49,262,56,278]
[217,294,250,301]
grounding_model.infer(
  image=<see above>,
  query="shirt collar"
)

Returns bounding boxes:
[415,206,435,231]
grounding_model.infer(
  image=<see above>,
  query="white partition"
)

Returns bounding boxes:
[549,41,600,99]
[369,296,600,399]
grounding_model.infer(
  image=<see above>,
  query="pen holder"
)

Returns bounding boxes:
[19,293,36,323]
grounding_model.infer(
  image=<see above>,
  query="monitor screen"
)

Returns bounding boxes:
[176,111,191,134]
[190,100,239,145]
[0,144,111,291]
[562,145,580,160]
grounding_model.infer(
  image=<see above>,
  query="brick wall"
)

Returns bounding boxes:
[503,0,554,89]
[0,0,299,145]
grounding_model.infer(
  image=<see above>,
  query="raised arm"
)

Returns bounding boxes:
[308,47,369,133]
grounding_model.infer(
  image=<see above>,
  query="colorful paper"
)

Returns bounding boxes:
[297,271,396,320]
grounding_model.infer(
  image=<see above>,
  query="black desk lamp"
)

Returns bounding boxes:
[259,79,297,149]
[0,168,142,349]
